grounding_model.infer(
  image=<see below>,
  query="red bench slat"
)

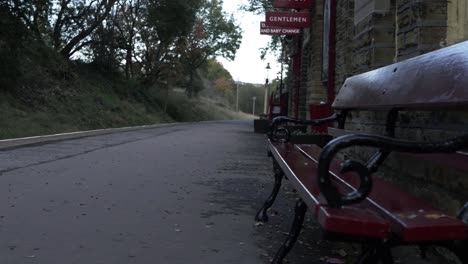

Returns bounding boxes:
[270,141,390,239]
[295,144,467,242]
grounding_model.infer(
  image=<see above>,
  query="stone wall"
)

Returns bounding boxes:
[298,33,310,119]
[397,0,447,60]
[335,0,355,92]
[299,0,451,103]
[286,37,300,118]
[303,0,327,119]
[447,0,468,45]
[344,110,468,212]
[353,1,395,75]
[292,0,468,214]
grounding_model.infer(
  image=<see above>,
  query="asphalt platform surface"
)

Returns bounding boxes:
[0,120,449,264]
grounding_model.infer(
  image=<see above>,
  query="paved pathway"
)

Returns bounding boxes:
[1,120,448,264]
[0,121,284,264]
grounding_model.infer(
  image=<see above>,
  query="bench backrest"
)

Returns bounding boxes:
[333,41,468,111]
[269,41,468,208]
[329,41,468,171]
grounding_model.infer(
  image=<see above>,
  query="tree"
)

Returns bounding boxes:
[7,0,51,43]
[204,59,235,103]
[113,0,147,79]
[180,0,242,97]
[241,0,272,14]
[7,0,119,59]
[0,3,28,91]
[87,16,120,73]
[53,0,119,58]
[213,77,234,100]
[140,0,202,83]
[204,59,233,82]
[242,0,283,59]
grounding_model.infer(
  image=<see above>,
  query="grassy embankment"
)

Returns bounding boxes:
[0,44,252,140]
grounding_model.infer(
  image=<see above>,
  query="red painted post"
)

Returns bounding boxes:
[326,0,337,113]
[294,34,302,119]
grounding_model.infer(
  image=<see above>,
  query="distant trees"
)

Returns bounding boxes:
[180,0,241,97]
[204,59,236,103]
[3,0,241,95]
[238,82,265,115]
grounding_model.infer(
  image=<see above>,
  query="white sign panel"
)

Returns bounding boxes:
[354,0,390,25]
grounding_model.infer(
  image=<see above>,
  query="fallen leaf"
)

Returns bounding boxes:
[425,214,446,219]
[336,249,347,257]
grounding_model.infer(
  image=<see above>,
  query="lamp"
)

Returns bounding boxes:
[264,63,272,114]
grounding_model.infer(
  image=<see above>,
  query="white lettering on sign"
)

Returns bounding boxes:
[265,11,311,28]
[268,16,308,23]
[283,28,300,34]
[261,28,301,34]
[260,21,301,35]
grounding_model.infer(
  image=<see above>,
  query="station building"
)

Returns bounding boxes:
[283,0,468,213]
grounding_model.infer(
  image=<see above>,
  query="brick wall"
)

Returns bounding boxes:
[335,0,355,92]
[353,1,396,74]
[344,110,468,212]
[397,0,447,60]
[292,0,468,213]
[299,33,310,119]
[299,0,450,107]
[303,0,327,118]
[286,37,299,118]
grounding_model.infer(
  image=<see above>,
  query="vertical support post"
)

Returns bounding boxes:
[264,80,269,114]
[236,80,239,112]
[253,97,256,115]
[326,0,337,112]
[293,34,302,119]
[264,63,271,115]
[279,43,285,115]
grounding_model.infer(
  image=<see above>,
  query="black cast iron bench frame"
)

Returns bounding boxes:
[255,41,468,263]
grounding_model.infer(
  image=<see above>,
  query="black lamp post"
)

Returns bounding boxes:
[264,63,271,114]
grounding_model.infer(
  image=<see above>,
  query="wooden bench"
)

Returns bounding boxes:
[255,41,468,263]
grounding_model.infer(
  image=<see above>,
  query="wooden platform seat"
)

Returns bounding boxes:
[255,41,468,263]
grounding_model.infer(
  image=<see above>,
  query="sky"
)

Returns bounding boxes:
[217,1,280,85]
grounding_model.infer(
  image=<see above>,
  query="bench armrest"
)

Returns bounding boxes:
[318,133,468,208]
[269,114,339,143]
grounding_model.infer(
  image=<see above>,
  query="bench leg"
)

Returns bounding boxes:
[354,243,394,264]
[255,160,284,222]
[271,199,307,264]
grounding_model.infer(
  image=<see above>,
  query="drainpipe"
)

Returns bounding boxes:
[326,0,337,112]
[294,34,302,119]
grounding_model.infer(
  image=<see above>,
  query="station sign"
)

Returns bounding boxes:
[265,11,311,28]
[260,22,301,35]
[273,0,314,9]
